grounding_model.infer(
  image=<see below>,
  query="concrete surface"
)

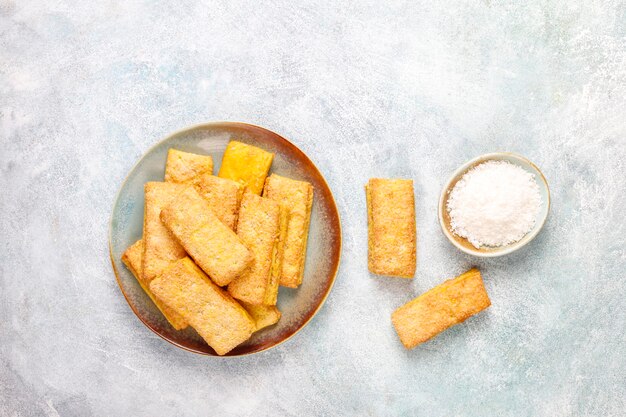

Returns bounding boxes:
[1,1,625,416]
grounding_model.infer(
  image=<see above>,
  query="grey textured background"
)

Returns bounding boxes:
[2,1,625,416]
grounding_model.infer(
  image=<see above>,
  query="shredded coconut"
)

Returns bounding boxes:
[447,160,542,248]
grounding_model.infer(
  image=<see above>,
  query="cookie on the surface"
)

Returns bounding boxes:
[391,268,491,349]
[366,178,416,278]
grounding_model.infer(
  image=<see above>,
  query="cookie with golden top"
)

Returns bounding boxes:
[218,141,273,195]
[194,173,244,230]
[142,182,188,283]
[391,268,491,349]
[164,149,213,184]
[366,178,416,278]
[241,302,281,331]
[263,174,313,288]
[228,192,282,305]
[160,186,252,286]
[149,258,255,355]
[122,240,188,330]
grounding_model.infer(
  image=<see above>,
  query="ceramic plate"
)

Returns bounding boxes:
[109,122,342,356]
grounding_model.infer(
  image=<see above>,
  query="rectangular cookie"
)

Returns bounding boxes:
[194,173,244,230]
[142,182,188,283]
[218,141,274,195]
[241,302,281,331]
[228,192,281,305]
[164,149,213,184]
[366,178,416,278]
[160,186,252,286]
[262,174,313,288]
[391,268,491,349]
[121,240,188,330]
[149,257,255,355]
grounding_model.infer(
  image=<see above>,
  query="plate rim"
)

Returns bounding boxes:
[108,121,342,357]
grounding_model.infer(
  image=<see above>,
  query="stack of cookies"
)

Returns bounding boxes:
[122,142,313,355]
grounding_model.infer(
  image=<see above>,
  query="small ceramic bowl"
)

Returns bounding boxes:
[438,152,550,257]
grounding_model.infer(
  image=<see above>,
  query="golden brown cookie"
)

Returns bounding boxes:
[391,268,491,349]
[218,141,273,195]
[160,187,252,286]
[164,149,213,184]
[122,240,188,330]
[142,182,188,283]
[149,258,255,355]
[263,174,313,288]
[241,302,281,331]
[366,178,416,278]
[194,173,244,230]
[228,192,281,305]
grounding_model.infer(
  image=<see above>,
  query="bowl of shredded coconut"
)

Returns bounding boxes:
[438,153,550,257]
